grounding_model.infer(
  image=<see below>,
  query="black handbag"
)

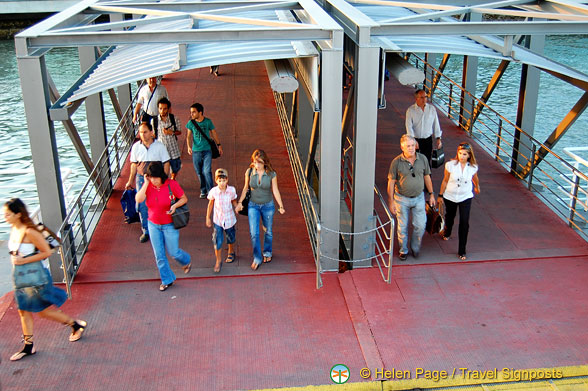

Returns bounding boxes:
[191,119,220,159]
[168,184,190,229]
[238,169,253,216]
[432,146,445,169]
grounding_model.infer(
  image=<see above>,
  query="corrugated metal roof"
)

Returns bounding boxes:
[60,10,319,106]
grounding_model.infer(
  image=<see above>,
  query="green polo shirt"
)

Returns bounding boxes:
[388,152,431,197]
[187,117,215,152]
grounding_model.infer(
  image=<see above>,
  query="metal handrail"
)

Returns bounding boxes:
[409,54,588,240]
[341,137,394,283]
[57,83,142,297]
[273,91,323,288]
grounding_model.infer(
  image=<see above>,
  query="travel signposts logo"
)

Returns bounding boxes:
[330,364,350,384]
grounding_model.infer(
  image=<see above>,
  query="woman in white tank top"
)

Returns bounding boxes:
[4,198,88,361]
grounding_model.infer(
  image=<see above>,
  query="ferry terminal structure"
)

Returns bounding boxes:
[3,1,588,389]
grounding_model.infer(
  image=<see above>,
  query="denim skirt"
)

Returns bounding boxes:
[13,268,67,312]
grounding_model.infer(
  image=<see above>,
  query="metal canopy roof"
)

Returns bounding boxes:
[15,0,340,110]
[328,0,588,87]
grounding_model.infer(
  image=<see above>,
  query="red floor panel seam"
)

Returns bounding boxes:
[337,272,385,379]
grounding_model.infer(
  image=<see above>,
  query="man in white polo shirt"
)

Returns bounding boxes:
[125,122,171,243]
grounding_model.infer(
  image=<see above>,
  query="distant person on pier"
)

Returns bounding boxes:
[437,142,481,261]
[133,77,169,124]
[405,88,443,166]
[152,97,182,180]
[210,65,220,77]
[4,198,87,362]
[235,149,286,270]
[186,103,223,199]
[388,135,436,261]
[136,162,191,291]
[126,122,171,243]
[206,168,238,273]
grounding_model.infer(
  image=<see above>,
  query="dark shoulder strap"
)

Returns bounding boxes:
[190,119,212,143]
[169,113,176,131]
[152,116,159,139]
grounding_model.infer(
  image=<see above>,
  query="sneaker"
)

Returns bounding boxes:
[398,253,408,261]
[139,233,149,243]
[199,191,207,199]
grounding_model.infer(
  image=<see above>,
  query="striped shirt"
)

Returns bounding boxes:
[208,185,237,229]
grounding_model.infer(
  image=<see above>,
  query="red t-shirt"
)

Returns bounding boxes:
[145,179,185,225]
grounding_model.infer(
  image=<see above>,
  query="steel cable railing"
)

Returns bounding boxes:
[410,54,588,239]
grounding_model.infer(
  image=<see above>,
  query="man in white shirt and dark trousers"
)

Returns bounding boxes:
[125,122,171,243]
[133,77,169,124]
[405,89,443,166]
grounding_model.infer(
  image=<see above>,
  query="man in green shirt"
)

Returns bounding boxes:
[186,103,223,198]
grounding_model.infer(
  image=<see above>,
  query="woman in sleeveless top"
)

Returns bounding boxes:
[437,143,481,260]
[4,198,87,361]
[236,150,286,270]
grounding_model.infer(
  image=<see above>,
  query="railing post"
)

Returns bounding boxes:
[316,222,322,289]
[569,172,581,227]
[495,118,503,161]
[387,220,393,284]
[448,84,453,118]
[528,143,537,190]
[77,197,88,249]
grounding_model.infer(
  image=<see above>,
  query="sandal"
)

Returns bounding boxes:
[251,262,259,271]
[225,253,236,263]
[263,256,272,263]
[159,282,173,291]
[182,263,192,274]
[69,320,87,342]
[458,254,467,261]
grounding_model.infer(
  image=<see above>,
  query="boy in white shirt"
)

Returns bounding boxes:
[206,168,238,273]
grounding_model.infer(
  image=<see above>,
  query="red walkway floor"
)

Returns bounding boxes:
[1,63,587,391]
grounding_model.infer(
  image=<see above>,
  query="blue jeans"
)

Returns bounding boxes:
[248,201,275,265]
[212,223,236,250]
[148,221,191,285]
[136,174,148,234]
[192,150,213,193]
[394,193,426,255]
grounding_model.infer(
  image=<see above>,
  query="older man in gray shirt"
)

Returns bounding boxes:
[388,135,436,261]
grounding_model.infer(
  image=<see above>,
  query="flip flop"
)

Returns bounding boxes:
[225,253,236,263]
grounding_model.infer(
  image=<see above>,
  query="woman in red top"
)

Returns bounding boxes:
[136,162,191,291]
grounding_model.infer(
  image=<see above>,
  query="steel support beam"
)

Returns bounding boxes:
[524,91,588,176]
[467,59,509,132]
[16,54,66,280]
[430,53,450,96]
[459,13,480,130]
[424,53,437,92]
[512,34,544,176]
[318,45,343,272]
[79,46,108,163]
[351,45,379,267]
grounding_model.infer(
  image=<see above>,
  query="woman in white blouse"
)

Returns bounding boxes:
[437,142,481,260]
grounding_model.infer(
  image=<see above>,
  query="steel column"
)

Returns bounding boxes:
[319,46,343,272]
[351,45,379,267]
[512,34,544,175]
[459,13,480,130]
[424,53,437,92]
[16,53,67,280]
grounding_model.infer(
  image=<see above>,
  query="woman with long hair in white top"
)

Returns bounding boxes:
[437,142,481,260]
[4,198,87,361]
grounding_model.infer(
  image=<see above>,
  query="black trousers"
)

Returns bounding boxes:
[415,136,433,165]
[443,197,472,256]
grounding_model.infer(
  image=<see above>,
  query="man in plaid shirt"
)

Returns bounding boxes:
[153,97,182,180]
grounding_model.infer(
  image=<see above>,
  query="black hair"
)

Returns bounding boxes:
[158,97,171,108]
[190,102,204,114]
[145,161,168,182]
